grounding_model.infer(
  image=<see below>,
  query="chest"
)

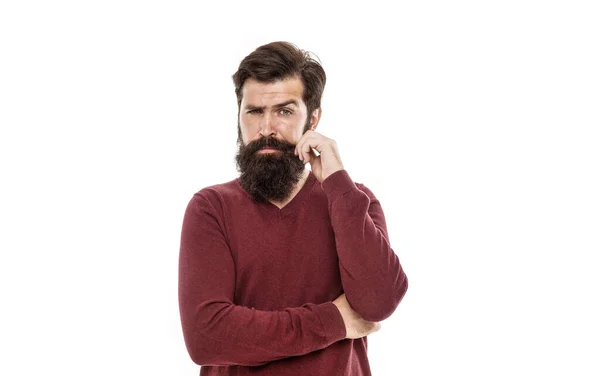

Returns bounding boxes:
[225,206,342,307]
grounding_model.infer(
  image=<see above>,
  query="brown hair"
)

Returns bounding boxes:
[232,41,326,141]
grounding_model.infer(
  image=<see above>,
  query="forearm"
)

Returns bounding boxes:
[322,170,408,322]
[179,296,346,367]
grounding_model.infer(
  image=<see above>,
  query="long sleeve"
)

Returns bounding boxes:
[321,170,408,322]
[178,192,347,367]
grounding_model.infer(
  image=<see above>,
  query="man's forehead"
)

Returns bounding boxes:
[242,77,304,101]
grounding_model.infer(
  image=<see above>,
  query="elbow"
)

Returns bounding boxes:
[183,323,270,367]
[180,300,232,366]
[188,341,210,366]
[190,350,216,367]
[180,309,223,366]
[351,272,409,322]
[188,336,270,367]
[182,327,212,366]
[186,330,230,366]
[189,350,209,367]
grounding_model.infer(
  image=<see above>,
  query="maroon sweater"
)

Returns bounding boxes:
[178,169,408,375]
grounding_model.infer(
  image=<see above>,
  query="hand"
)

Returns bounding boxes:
[332,294,381,339]
[294,130,344,183]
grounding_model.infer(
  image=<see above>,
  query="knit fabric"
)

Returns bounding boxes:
[178,169,408,375]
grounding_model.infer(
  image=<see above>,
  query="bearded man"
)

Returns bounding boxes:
[178,41,408,376]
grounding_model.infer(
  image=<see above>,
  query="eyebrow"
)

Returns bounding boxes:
[244,99,299,111]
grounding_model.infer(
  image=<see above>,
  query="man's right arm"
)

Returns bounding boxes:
[178,193,347,367]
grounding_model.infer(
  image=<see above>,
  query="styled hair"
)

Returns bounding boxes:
[232,41,326,140]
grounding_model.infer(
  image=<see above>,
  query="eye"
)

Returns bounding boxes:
[247,109,261,114]
[279,108,292,115]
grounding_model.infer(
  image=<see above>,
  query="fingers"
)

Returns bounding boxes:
[374,322,382,332]
[308,154,319,170]
[364,320,381,336]
[304,140,318,162]
[295,137,312,162]
[296,131,329,164]
[294,130,314,161]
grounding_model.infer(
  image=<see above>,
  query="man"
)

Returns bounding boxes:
[178,41,408,375]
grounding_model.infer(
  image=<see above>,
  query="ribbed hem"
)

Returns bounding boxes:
[315,301,347,344]
[321,170,356,204]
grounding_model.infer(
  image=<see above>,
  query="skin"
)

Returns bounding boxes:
[333,294,382,339]
[239,76,381,340]
[239,77,345,184]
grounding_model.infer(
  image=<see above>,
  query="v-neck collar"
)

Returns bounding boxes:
[239,170,317,218]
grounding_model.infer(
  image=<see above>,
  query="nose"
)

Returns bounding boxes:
[259,112,276,138]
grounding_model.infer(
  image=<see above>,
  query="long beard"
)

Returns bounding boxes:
[235,136,306,203]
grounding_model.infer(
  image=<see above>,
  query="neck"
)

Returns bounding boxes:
[268,169,310,209]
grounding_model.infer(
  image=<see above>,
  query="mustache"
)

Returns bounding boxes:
[243,137,297,155]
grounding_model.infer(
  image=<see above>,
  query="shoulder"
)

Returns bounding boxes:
[355,181,377,201]
[188,176,245,214]
[195,177,242,200]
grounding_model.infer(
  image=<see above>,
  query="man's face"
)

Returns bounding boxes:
[238,76,311,146]
[235,77,316,203]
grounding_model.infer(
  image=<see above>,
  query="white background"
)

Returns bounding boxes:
[1,1,599,375]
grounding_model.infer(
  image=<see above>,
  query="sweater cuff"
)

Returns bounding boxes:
[315,301,346,344]
[321,169,356,204]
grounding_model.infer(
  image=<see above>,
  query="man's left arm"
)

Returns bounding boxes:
[322,170,408,322]
[295,130,408,322]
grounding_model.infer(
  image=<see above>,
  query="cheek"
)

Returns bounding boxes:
[280,122,303,142]
[239,116,256,133]
[239,113,252,126]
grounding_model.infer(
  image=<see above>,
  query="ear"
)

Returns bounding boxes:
[309,108,322,131]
